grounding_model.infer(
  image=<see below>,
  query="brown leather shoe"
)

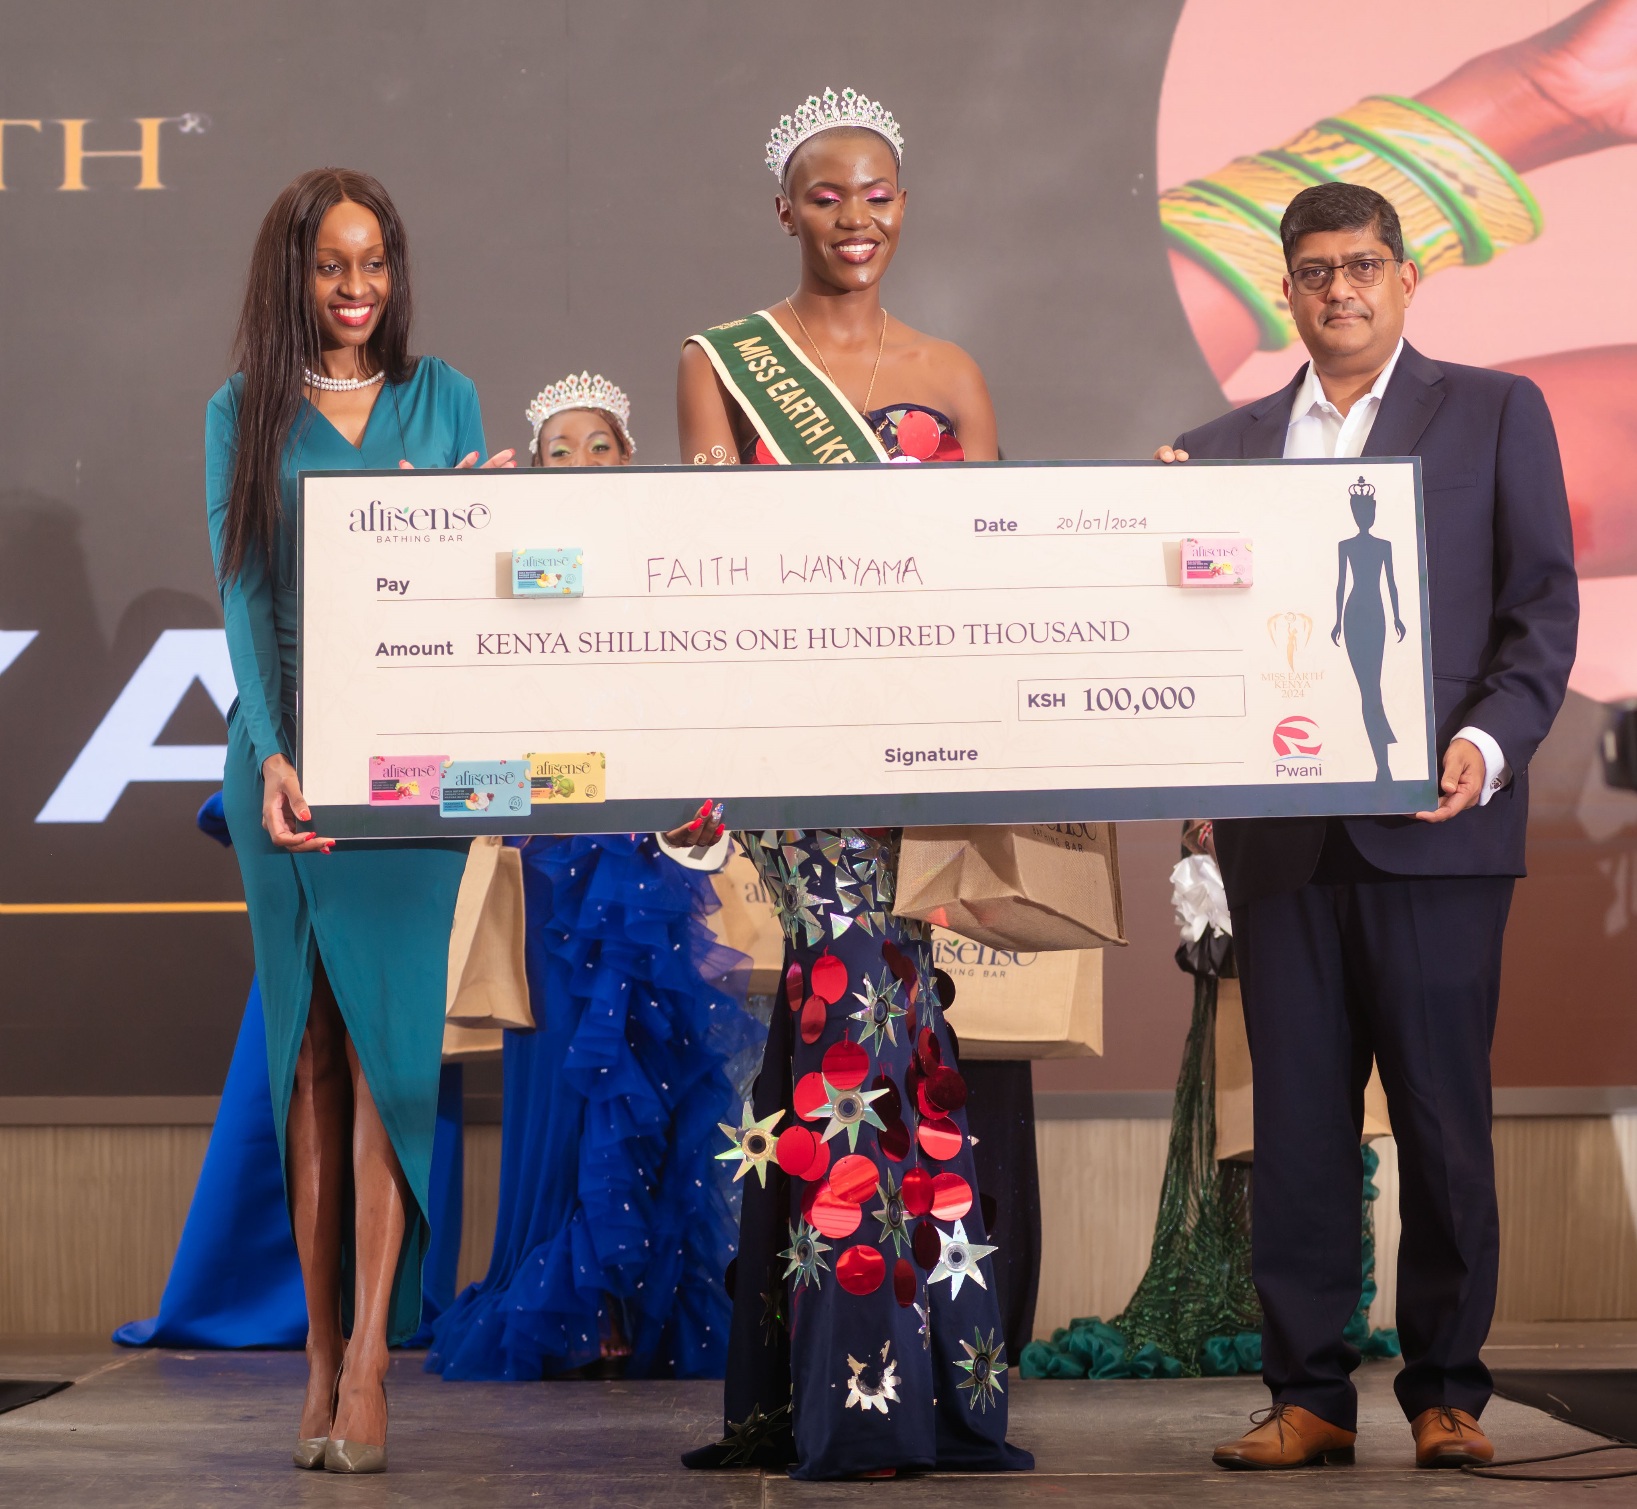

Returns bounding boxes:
[1411,1407,1493,1468]
[1213,1404,1357,1470]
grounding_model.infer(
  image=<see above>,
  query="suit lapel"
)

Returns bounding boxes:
[1239,368,1306,458]
[1365,342,1446,457]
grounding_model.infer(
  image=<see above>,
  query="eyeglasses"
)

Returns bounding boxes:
[1288,257,1399,296]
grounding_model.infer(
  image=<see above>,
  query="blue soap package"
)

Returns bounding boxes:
[512,548,583,597]
[439,758,532,818]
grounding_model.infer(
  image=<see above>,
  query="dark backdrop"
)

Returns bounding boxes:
[0,0,1628,1097]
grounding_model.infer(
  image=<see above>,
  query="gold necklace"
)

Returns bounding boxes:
[783,298,887,412]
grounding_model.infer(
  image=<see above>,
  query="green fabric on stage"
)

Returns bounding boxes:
[206,358,483,1344]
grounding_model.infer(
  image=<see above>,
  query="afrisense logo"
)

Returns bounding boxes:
[348,499,490,540]
[1272,715,1323,779]
[1262,610,1324,700]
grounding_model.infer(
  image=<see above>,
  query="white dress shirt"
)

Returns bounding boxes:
[1285,339,1508,803]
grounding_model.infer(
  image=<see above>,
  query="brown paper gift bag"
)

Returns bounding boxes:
[932,926,1102,1059]
[706,847,787,995]
[893,824,1126,952]
[1214,975,1392,1162]
[442,836,533,1060]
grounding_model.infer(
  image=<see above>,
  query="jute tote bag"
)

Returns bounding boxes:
[893,823,1126,952]
[932,927,1103,1059]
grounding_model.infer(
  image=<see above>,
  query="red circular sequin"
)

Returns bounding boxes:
[753,437,775,465]
[930,1172,973,1221]
[917,1115,963,1162]
[836,1245,886,1296]
[810,1182,863,1239]
[870,1073,902,1123]
[916,1027,941,1071]
[893,1257,918,1306]
[775,1124,822,1179]
[900,1167,934,1218]
[880,940,919,1002]
[809,953,848,1005]
[799,995,828,1045]
[912,1219,941,1270]
[822,1040,869,1091]
[927,1067,968,1113]
[895,408,942,462]
[784,961,804,1011]
[830,1153,879,1205]
[915,1080,939,1121]
[801,1179,820,1220]
[878,1119,911,1162]
[793,1072,830,1122]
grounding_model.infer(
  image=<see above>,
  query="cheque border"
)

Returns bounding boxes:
[297,457,1437,838]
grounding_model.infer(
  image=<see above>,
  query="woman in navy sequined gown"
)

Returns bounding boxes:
[427,379,760,1382]
[677,90,1032,1479]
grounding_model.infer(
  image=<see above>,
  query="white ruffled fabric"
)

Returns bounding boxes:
[1170,852,1232,942]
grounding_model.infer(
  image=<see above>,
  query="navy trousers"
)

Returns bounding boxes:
[1230,832,1513,1431]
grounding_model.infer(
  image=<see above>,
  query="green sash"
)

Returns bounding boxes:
[688,311,889,464]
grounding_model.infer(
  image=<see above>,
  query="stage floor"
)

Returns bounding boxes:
[2,1324,1635,1504]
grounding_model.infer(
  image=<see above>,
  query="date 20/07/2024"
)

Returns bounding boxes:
[971,515,1149,533]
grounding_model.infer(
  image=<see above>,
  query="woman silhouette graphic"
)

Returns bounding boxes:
[1332,477,1405,781]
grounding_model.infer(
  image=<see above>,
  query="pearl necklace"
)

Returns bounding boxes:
[303,366,384,393]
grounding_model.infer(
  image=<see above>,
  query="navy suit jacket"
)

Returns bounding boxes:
[1174,342,1578,904]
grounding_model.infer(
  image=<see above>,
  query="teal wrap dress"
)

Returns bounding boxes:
[206,357,483,1344]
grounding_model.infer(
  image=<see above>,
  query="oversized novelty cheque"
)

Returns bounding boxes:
[296,458,1434,838]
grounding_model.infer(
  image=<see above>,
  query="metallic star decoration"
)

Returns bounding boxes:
[848,968,906,1053]
[871,1169,912,1257]
[820,1076,890,1151]
[760,1284,787,1343]
[719,1402,793,1467]
[956,1328,1008,1413]
[929,1219,997,1300]
[914,1300,931,1350]
[781,1217,832,1290]
[844,1342,900,1415]
[715,1102,784,1186]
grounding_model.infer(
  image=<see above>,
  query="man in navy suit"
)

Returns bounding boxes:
[1159,182,1578,1471]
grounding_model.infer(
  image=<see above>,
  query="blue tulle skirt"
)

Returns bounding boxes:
[426,833,762,1381]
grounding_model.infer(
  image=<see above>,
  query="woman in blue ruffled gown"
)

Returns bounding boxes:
[426,377,760,1381]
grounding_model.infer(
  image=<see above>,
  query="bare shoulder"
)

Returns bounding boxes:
[883,317,990,408]
[677,337,717,384]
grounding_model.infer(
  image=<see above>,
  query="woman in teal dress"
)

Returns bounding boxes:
[206,167,513,1475]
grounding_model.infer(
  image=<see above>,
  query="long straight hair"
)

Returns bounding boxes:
[218,167,416,582]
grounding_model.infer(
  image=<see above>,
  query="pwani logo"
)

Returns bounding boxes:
[1263,611,1324,699]
[347,500,491,537]
[1272,715,1323,779]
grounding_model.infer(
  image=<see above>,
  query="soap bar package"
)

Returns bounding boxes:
[512,548,584,597]
[1180,536,1253,587]
[368,755,446,805]
[525,752,606,803]
[439,759,532,818]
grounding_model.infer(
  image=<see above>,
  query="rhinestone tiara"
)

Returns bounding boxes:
[525,372,634,457]
[765,86,904,181]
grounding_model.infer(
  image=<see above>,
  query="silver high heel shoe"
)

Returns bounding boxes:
[293,1365,342,1470]
[324,1379,388,1474]
[292,1438,328,1471]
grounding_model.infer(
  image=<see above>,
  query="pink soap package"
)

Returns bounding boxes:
[368,755,446,805]
[1180,536,1254,587]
